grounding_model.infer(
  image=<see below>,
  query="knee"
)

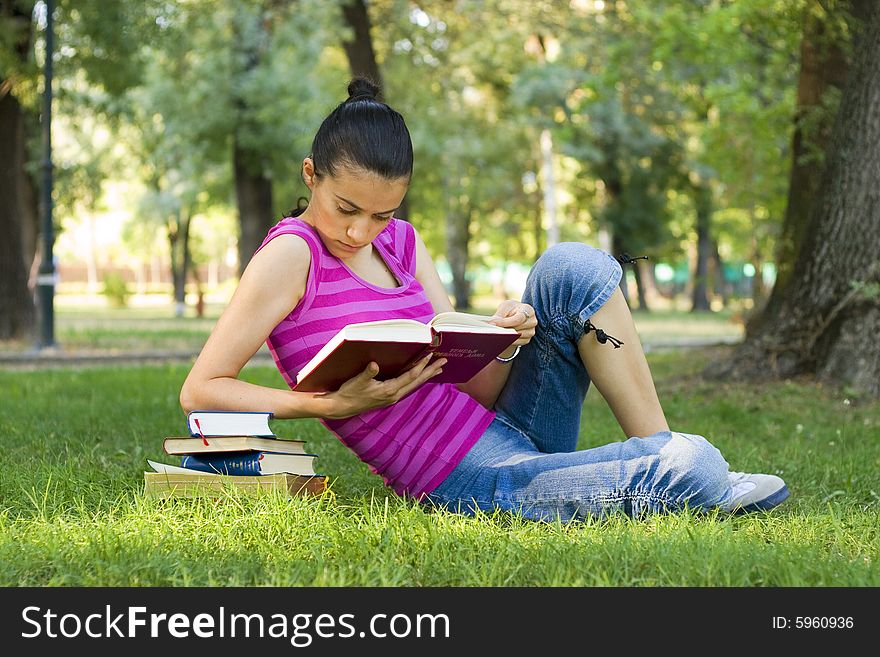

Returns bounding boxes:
[532,243,619,283]
[660,432,730,510]
[525,243,622,316]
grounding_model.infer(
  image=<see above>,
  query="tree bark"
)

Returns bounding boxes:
[749,0,872,334]
[691,182,713,312]
[710,239,728,308]
[339,0,410,220]
[168,209,193,317]
[748,7,850,333]
[233,135,274,275]
[712,4,880,397]
[445,203,471,309]
[340,0,382,87]
[611,233,629,305]
[0,0,36,341]
[232,7,274,275]
[0,89,36,340]
[632,259,648,311]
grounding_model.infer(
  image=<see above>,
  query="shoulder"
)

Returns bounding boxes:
[238,232,311,314]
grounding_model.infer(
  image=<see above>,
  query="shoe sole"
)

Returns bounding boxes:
[730,485,790,515]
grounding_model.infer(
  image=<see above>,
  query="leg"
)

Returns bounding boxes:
[578,287,669,438]
[425,418,732,521]
[495,242,660,451]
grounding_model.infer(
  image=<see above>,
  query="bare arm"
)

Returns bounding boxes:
[179,234,324,418]
[412,229,535,409]
[180,234,444,420]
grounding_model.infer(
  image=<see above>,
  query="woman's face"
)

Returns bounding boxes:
[301,159,409,260]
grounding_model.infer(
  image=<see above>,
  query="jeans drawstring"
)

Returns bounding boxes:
[584,319,624,348]
[616,253,648,266]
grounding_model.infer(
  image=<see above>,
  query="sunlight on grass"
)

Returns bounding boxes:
[0,352,877,586]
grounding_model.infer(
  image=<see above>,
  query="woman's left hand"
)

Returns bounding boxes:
[487,300,537,346]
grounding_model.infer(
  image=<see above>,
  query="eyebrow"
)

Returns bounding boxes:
[335,194,399,216]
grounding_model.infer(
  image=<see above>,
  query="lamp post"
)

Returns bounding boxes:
[36,0,56,349]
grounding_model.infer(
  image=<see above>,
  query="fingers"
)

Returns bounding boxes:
[397,356,446,397]
[358,361,380,380]
[489,302,537,331]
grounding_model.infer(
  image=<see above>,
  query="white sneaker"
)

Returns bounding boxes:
[722,472,790,514]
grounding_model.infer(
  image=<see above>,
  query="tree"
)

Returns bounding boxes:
[749,0,869,331]
[231,1,276,275]
[340,0,410,221]
[712,3,880,397]
[0,0,37,340]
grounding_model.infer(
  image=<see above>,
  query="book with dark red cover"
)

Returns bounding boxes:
[293,312,520,393]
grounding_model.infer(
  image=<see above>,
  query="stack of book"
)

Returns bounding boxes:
[144,411,328,499]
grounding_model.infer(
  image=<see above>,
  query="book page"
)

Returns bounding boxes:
[342,318,431,342]
[429,311,516,333]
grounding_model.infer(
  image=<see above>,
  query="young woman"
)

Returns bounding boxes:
[180,77,790,521]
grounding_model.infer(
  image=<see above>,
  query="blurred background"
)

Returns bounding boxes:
[2,1,876,383]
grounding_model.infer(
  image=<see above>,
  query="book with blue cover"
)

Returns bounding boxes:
[180,451,317,476]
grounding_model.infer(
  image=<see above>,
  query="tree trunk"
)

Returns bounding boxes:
[691,183,713,312]
[340,0,382,86]
[712,4,880,397]
[540,128,559,248]
[749,9,848,333]
[749,0,871,334]
[233,136,274,275]
[19,108,40,272]
[339,0,410,220]
[632,260,648,311]
[749,233,766,305]
[0,89,36,340]
[0,0,37,341]
[168,209,193,318]
[611,234,629,305]
[446,206,471,309]
[710,238,728,308]
[232,9,274,275]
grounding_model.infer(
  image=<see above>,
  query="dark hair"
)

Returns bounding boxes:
[310,77,413,181]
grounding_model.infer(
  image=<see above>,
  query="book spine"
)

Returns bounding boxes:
[181,454,262,476]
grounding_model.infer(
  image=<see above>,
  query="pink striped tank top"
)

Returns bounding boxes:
[257,216,495,498]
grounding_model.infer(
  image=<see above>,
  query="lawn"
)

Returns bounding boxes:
[1,345,877,586]
[0,301,745,355]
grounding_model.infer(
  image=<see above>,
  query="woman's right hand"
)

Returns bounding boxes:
[320,354,447,419]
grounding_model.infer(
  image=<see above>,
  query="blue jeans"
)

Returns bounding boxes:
[425,243,733,521]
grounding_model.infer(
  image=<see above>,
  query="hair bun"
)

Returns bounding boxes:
[347,77,380,103]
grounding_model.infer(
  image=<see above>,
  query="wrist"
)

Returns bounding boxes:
[495,344,521,362]
[290,390,347,420]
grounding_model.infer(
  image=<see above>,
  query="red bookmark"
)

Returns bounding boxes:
[194,418,210,446]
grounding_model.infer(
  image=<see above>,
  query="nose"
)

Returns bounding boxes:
[346,218,370,244]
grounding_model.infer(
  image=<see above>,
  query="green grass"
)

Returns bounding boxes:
[1,347,878,586]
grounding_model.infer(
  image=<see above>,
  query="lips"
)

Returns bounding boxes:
[337,241,364,251]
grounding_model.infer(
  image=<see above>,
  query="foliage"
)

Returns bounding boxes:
[101,272,130,308]
[6,0,868,311]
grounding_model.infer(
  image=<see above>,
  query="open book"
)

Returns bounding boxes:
[293,311,520,393]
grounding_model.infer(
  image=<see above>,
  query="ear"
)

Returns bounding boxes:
[302,157,316,189]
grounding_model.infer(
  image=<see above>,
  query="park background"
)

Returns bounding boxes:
[0,0,878,588]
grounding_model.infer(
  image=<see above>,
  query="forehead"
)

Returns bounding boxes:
[323,168,409,206]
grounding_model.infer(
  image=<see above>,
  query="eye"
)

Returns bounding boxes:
[338,206,358,216]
